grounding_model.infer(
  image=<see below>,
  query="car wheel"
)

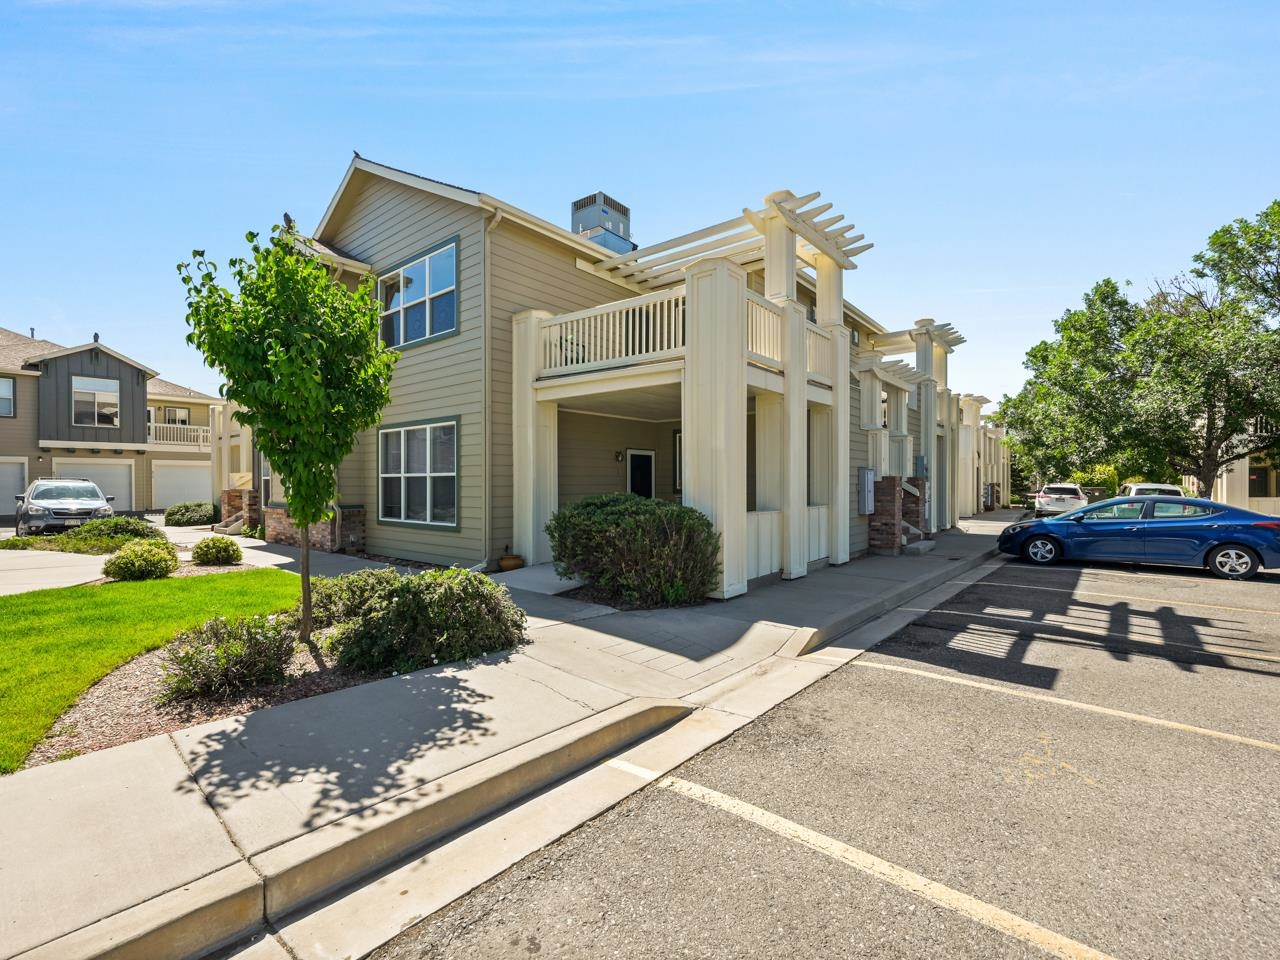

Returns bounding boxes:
[1207,545,1259,581]
[1023,535,1060,566]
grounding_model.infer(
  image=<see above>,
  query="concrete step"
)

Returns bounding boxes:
[903,539,936,556]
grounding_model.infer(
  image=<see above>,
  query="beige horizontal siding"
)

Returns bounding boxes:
[557,411,679,508]
[324,173,488,566]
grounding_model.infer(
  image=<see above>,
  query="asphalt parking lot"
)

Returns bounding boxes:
[372,559,1280,960]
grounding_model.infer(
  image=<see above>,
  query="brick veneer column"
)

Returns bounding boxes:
[869,476,903,555]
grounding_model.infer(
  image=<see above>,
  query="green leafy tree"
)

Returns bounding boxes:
[178,224,397,647]
[1194,199,1280,319]
[998,276,1280,497]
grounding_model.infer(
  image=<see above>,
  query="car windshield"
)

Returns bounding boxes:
[1043,486,1081,495]
[30,483,102,501]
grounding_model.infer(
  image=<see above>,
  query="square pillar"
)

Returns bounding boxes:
[781,300,808,578]
[683,258,749,599]
[513,309,557,565]
[826,326,851,563]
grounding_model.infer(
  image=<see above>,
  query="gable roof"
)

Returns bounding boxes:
[0,327,219,401]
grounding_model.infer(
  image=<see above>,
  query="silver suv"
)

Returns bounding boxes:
[15,478,114,536]
[1034,483,1088,517]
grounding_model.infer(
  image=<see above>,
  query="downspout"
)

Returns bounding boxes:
[480,206,504,570]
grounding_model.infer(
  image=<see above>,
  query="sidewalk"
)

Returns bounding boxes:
[1,512,1020,960]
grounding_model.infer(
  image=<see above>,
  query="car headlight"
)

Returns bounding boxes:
[1003,522,1032,534]
[94,506,113,517]
[26,504,48,516]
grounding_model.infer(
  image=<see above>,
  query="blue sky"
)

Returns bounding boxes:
[2,0,1277,403]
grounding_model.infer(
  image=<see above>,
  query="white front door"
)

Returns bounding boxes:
[55,461,133,511]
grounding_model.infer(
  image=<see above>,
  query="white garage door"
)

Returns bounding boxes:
[56,461,133,511]
[152,463,211,510]
[0,460,27,518]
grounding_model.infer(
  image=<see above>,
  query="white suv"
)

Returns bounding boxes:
[1034,483,1088,517]
[1119,482,1186,497]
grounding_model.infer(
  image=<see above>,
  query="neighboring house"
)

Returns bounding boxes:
[286,155,1007,596]
[0,327,222,518]
[1193,418,1280,516]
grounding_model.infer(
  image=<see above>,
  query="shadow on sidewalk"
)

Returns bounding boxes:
[174,653,518,833]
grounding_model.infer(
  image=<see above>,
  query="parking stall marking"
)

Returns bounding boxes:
[972,581,1280,618]
[850,661,1280,754]
[901,607,1280,665]
[657,774,1121,960]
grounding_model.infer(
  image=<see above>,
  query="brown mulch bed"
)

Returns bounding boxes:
[25,642,369,769]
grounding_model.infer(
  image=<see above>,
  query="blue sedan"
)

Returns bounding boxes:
[998,496,1280,580]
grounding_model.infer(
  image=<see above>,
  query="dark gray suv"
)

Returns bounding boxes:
[15,478,114,536]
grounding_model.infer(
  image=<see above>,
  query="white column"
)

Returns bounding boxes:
[781,299,808,578]
[913,323,938,532]
[858,364,888,477]
[513,309,557,564]
[824,331,851,564]
[683,258,749,598]
[763,208,796,303]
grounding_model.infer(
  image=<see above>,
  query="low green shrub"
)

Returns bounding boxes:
[240,524,265,540]
[304,567,404,630]
[102,539,179,581]
[0,537,36,550]
[545,493,720,607]
[328,568,526,675]
[61,517,166,541]
[158,615,295,701]
[192,535,243,566]
[164,501,215,526]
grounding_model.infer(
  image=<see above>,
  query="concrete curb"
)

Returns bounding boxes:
[17,700,691,960]
[777,545,1002,658]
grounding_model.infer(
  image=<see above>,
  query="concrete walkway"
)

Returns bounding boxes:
[0,549,107,595]
[1,511,1021,960]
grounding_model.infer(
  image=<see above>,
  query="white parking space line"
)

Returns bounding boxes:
[974,581,1280,617]
[1003,565,1256,588]
[660,776,1120,960]
[851,661,1280,754]
[901,608,1280,664]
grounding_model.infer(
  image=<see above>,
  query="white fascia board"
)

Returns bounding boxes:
[0,366,41,377]
[26,343,158,377]
[314,157,483,240]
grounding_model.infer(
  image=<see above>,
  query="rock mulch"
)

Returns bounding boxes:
[25,641,367,770]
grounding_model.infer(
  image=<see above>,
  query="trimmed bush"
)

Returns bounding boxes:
[303,567,404,630]
[102,539,179,581]
[158,615,295,702]
[192,535,243,566]
[164,501,215,526]
[328,568,526,675]
[546,493,720,607]
[0,537,35,551]
[61,516,166,541]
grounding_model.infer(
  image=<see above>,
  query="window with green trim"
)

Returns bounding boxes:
[379,421,457,525]
[379,243,458,348]
[0,377,13,417]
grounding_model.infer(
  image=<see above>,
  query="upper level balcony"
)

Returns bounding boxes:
[148,422,211,447]
[533,284,837,387]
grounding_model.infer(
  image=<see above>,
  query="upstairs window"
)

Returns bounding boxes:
[72,376,120,428]
[379,241,458,348]
[165,407,191,425]
[0,377,13,417]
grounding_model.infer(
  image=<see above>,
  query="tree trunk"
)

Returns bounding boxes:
[299,523,323,666]
[1195,462,1219,499]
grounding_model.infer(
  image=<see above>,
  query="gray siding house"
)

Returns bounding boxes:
[0,327,221,518]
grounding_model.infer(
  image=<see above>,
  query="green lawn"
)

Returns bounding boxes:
[0,569,301,774]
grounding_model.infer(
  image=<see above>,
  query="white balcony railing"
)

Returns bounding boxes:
[746,291,784,368]
[805,325,833,383]
[539,286,686,377]
[148,422,212,446]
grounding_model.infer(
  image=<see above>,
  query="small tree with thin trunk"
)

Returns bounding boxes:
[178,223,396,647]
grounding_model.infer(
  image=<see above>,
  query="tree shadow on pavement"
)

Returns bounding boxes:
[877,563,1280,690]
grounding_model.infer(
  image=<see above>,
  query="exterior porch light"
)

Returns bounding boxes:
[615,450,624,462]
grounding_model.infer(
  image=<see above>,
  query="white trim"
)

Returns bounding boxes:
[51,457,135,511]
[0,367,40,378]
[40,440,149,451]
[558,407,681,424]
[28,343,158,377]
[533,360,684,402]
[625,448,656,498]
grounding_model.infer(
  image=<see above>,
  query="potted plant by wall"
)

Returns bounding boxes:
[498,546,524,571]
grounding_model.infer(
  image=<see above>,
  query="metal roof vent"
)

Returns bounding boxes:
[571,191,636,254]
